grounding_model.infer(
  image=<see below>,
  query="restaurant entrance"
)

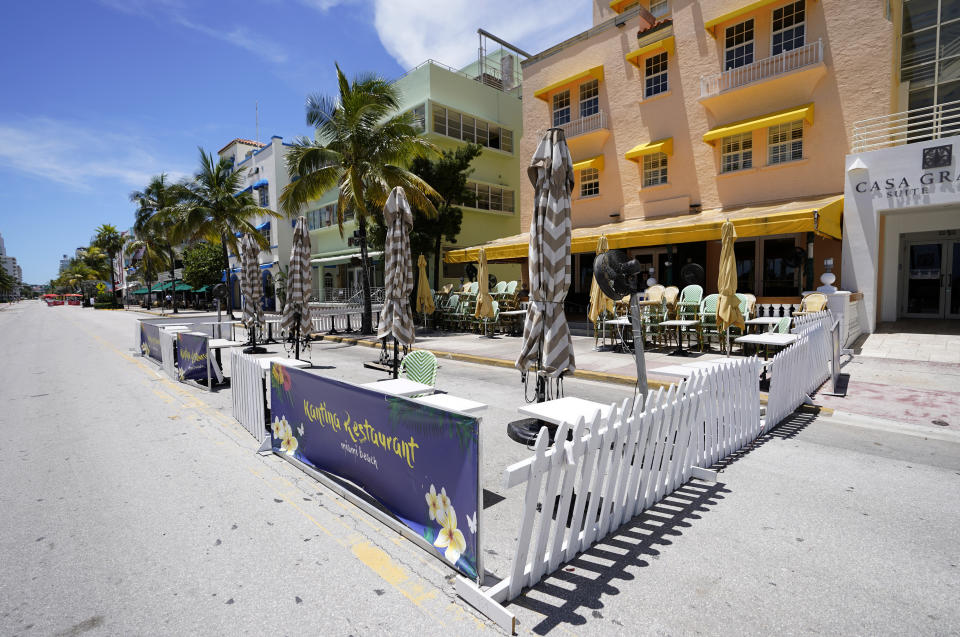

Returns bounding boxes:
[899,230,960,319]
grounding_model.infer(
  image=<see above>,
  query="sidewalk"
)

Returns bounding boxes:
[318,325,960,431]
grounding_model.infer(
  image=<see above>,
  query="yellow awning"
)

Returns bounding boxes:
[625,138,673,161]
[609,0,635,13]
[704,0,814,35]
[534,65,604,101]
[444,194,843,263]
[626,36,675,66]
[703,103,814,144]
[573,155,605,172]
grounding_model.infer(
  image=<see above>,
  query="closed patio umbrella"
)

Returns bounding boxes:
[415,254,435,317]
[587,234,615,323]
[474,248,494,335]
[240,233,266,353]
[717,219,744,356]
[281,216,313,360]
[516,128,576,397]
[378,187,415,378]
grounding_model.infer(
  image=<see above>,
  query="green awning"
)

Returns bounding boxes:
[149,283,166,292]
[132,287,150,295]
[173,283,193,292]
[194,285,210,293]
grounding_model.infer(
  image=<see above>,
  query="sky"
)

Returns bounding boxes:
[0,0,593,284]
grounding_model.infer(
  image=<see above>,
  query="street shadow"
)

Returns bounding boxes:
[509,481,729,634]
[708,408,818,473]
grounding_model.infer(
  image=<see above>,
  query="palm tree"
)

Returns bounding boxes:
[280,64,440,335]
[126,227,168,310]
[177,148,281,319]
[130,175,191,313]
[92,224,125,307]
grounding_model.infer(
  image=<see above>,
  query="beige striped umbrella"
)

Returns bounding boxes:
[415,254,434,315]
[516,128,576,378]
[717,219,744,353]
[474,248,494,320]
[240,233,264,341]
[377,187,415,347]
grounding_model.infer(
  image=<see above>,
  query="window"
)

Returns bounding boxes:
[579,80,599,117]
[430,103,514,152]
[580,167,600,197]
[644,52,669,97]
[724,19,754,70]
[650,0,669,18]
[901,0,960,112]
[763,237,800,296]
[553,90,571,126]
[772,1,805,56]
[465,182,515,213]
[642,152,668,187]
[768,120,803,164]
[258,186,269,208]
[720,132,753,173]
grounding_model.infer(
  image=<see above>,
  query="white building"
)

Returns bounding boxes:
[218,136,294,311]
[843,118,960,331]
[59,254,70,273]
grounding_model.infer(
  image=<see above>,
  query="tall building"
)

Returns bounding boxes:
[218,136,295,310]
[306,50,524,300]
[59,254,70,273]
[447,0,895,313]
[0,231,5,256]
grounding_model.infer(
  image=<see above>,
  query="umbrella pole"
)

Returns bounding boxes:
[294,312,300,360]
[392,337,399,379]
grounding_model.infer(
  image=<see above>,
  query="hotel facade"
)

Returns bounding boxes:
[446,0,906,332]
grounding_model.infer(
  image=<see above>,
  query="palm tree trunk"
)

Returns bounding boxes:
[220,235,235,320]
[169,248,178,314]
[358,220,373,335]
[109,252,119,308]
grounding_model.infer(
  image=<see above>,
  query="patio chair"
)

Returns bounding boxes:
[441,283,454,295]
[724,293,752,353]
[400,350,438,389]
[439,293,460,330]
[490,280,507,303]
[796,292,828,315]
[642,285,666,346]
[676,284,703,347]
[743,293,757,318]
[775,317,792,333]
[697,294,720,351]
[663,286,680,320]
[594,307,618,349]
[478,300,501,335]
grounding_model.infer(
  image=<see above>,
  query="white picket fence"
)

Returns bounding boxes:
[231,349,267,444]
[457,358,762,632]
[764,311,833,431]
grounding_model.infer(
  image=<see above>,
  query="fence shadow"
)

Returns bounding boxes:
[509,480,729,634]
[707,408,818,473]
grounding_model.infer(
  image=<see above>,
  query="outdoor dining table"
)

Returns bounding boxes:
[264,318,282,343]
[517,396,613,427]
[659,319,700,356]
[498,309,526,336]
[650,359,728,379]
[734,332,798,359]
[413,393,486,415]
[360,378,435,397]
[207,338,245,372]
[744,316,783,332]
[213,320,241,341]
[602,316,634,352]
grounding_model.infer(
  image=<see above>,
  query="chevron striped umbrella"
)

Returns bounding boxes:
[240,233,264,341]
[516,128,576,378]
[378,187,415,349]
[281,216,313,358]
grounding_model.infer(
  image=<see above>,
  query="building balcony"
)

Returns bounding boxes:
[700,39,824,99]
[851,99,960,153]
[560,110,608,139]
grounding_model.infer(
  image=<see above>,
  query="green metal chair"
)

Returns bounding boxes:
[440,293,460,330]
[775,316,792,333]
[698,294,720,351]
[677,284,703,348]
[400,350,438,388]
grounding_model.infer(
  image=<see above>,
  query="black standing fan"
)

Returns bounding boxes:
[680,262,705,286]
[784,246,807,268]
[593,249,649,404]
[464,263,478,282]
[211,284,229,338]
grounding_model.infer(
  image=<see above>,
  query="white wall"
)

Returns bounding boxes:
[843,135,960,331]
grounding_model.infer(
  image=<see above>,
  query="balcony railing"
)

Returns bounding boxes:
[700,39,823,98]
[559,110,608,139]
[851,99,960,153]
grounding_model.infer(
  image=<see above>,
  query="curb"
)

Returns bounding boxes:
[314,333,672,390]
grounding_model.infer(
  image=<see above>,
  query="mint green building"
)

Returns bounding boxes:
[307,52,523,300]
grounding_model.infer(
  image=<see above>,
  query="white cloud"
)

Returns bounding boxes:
[99,0,288,64]
[366,0,593,70]
[0,118,191,191]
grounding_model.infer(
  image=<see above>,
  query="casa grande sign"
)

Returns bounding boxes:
[854,169,960,198]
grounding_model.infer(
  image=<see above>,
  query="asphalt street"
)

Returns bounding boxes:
[2,301,959,636]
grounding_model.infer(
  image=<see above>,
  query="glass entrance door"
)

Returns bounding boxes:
[904,242,944,317]
[949,242,960,318]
